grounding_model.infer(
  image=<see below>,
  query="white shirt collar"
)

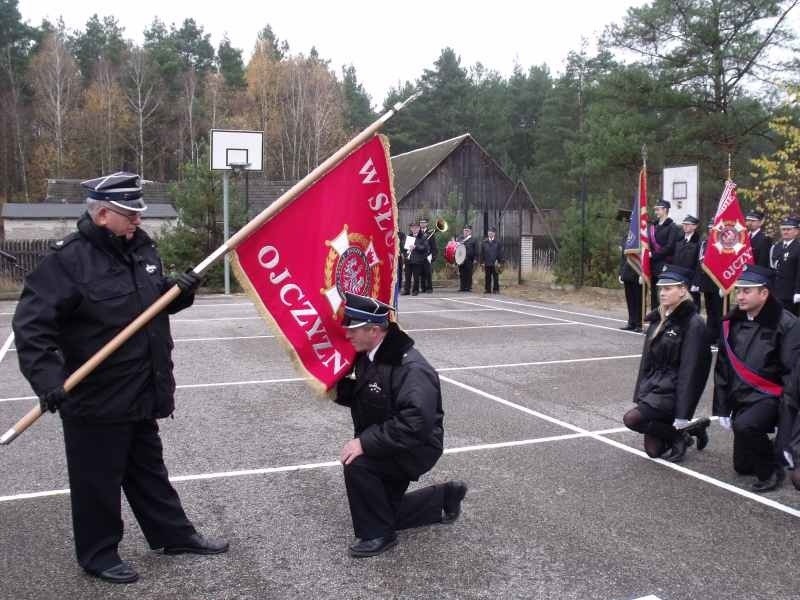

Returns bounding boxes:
[368,338,384,362]
[751,228,761,237]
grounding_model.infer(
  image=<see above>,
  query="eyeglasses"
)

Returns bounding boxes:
[104,206,141,222]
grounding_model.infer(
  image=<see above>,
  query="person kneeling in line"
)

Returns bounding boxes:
[623,265,712,462]
[715,264,800,492]
[335,292,467,558]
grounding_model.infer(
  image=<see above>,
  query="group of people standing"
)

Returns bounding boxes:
[399,218,505,295]
[621,200,800,494]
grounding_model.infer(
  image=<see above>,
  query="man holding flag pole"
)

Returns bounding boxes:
[623,146,651,330]
[3,92,426,578]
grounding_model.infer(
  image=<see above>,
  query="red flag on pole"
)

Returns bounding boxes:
[701,180,753,294]
[231,135,397,392]
[625,167,651,283]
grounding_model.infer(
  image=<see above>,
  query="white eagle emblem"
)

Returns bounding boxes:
[145,264,157,274]
[666,328,678,337]
[368,382,381,393]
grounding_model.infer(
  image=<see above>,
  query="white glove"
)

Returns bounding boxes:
[719,416,732,430]
[718,288,725,298]
[427,254,432,264]
[638,276,643,285]
[690,285,699,293]
[784,450,795,470]
[793,293,800,304]
[618,276,624,285]
[673,418,691,430]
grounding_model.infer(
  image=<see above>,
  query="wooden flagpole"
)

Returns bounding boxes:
[0,92,422,446]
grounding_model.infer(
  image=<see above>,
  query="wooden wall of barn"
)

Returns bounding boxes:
[396,140,536,273]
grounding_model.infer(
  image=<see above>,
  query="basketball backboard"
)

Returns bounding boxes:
[210,129,264,171]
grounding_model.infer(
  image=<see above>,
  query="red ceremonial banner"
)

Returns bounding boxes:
[625,167,652,283]
[231,135,397,392]
[701,180,753,294]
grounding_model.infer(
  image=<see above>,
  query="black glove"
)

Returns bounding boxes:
[176,269,203,294]
[39,386,68,413]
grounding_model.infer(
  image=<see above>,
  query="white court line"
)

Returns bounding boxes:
[1,322,581,352]
[0,427,630,503]
[439,374,800,519]
[444,297,643,337]
[0,332,13,365]
[0,353,642,403]
[170,307,503,323]
[476,297,628,323]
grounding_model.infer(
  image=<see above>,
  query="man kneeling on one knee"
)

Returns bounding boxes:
[335,292,467,558]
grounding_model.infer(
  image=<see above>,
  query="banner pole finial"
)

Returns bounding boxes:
[641,144,648,171]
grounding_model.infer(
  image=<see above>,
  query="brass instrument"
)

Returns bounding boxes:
[425,217,448,240]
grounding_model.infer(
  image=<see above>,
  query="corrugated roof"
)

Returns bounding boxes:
[2,203,177,219]
[390,134,470,200]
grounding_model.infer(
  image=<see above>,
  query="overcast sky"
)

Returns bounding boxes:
[17,0,656,104]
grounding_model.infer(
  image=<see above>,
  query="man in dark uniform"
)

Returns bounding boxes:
[406,222,428,296]
[746,209,772,268]
[335,292,467,557]
[418,217,438,293]
[395,227,406,304]
[647,200,681,310]
[673,215,701,307]
[457,224,478,292]
[713,264,800,492]
[692,219,723,342]
[480,226,504,294]
[769,215,800,315]
[12,173,228,584]
[618,217,642,332]
[401,222,416,296]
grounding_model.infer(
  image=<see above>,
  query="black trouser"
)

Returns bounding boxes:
[402,259,412,294]
[421,260,432,292]
[623,280,642,327]
[410,263,424,294]
[703,291,723,342]
[458,262,474,291]
[343,455,446,539]
[690,291,701,310]
[732,399,780,480]
[484,266,499,293]
[62,419,196,571]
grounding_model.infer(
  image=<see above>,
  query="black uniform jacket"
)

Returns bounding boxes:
[619,232,640,284]
[13,213,194,423]
[335,323,444,480]
[633,299,711,419]
[713,295,800,417]
[673,232,700,273]
[692,239,717,293]
[750,230,773,268]
[408,233,429,265]
[770,239,800,302]
[648,218,680,269]
[480,238,504,266]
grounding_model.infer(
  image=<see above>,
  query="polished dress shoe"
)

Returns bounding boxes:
[349,533,398,558]
[164,533,229,555]
[619,324,635,331]
[663,433,693,463]
[442,480,468,523]
[685,417,711,450]
[751,468,785,493]
[85,561,139,584]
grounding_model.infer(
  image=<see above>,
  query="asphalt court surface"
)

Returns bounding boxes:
[0,290,798,599]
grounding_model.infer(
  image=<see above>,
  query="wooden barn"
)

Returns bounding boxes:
[390,134,556,280]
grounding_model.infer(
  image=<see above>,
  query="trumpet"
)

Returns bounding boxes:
[425,217,448,240]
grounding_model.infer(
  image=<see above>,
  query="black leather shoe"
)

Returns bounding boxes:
[349,533,398,558]
[686,417,711,450]
[619,324,635,331]
[633,327,643,333]
[85,561,139,584]
[663,433,692,463]
[442,480,468,523]
[163,533,229,555]
[751,468,785,493]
